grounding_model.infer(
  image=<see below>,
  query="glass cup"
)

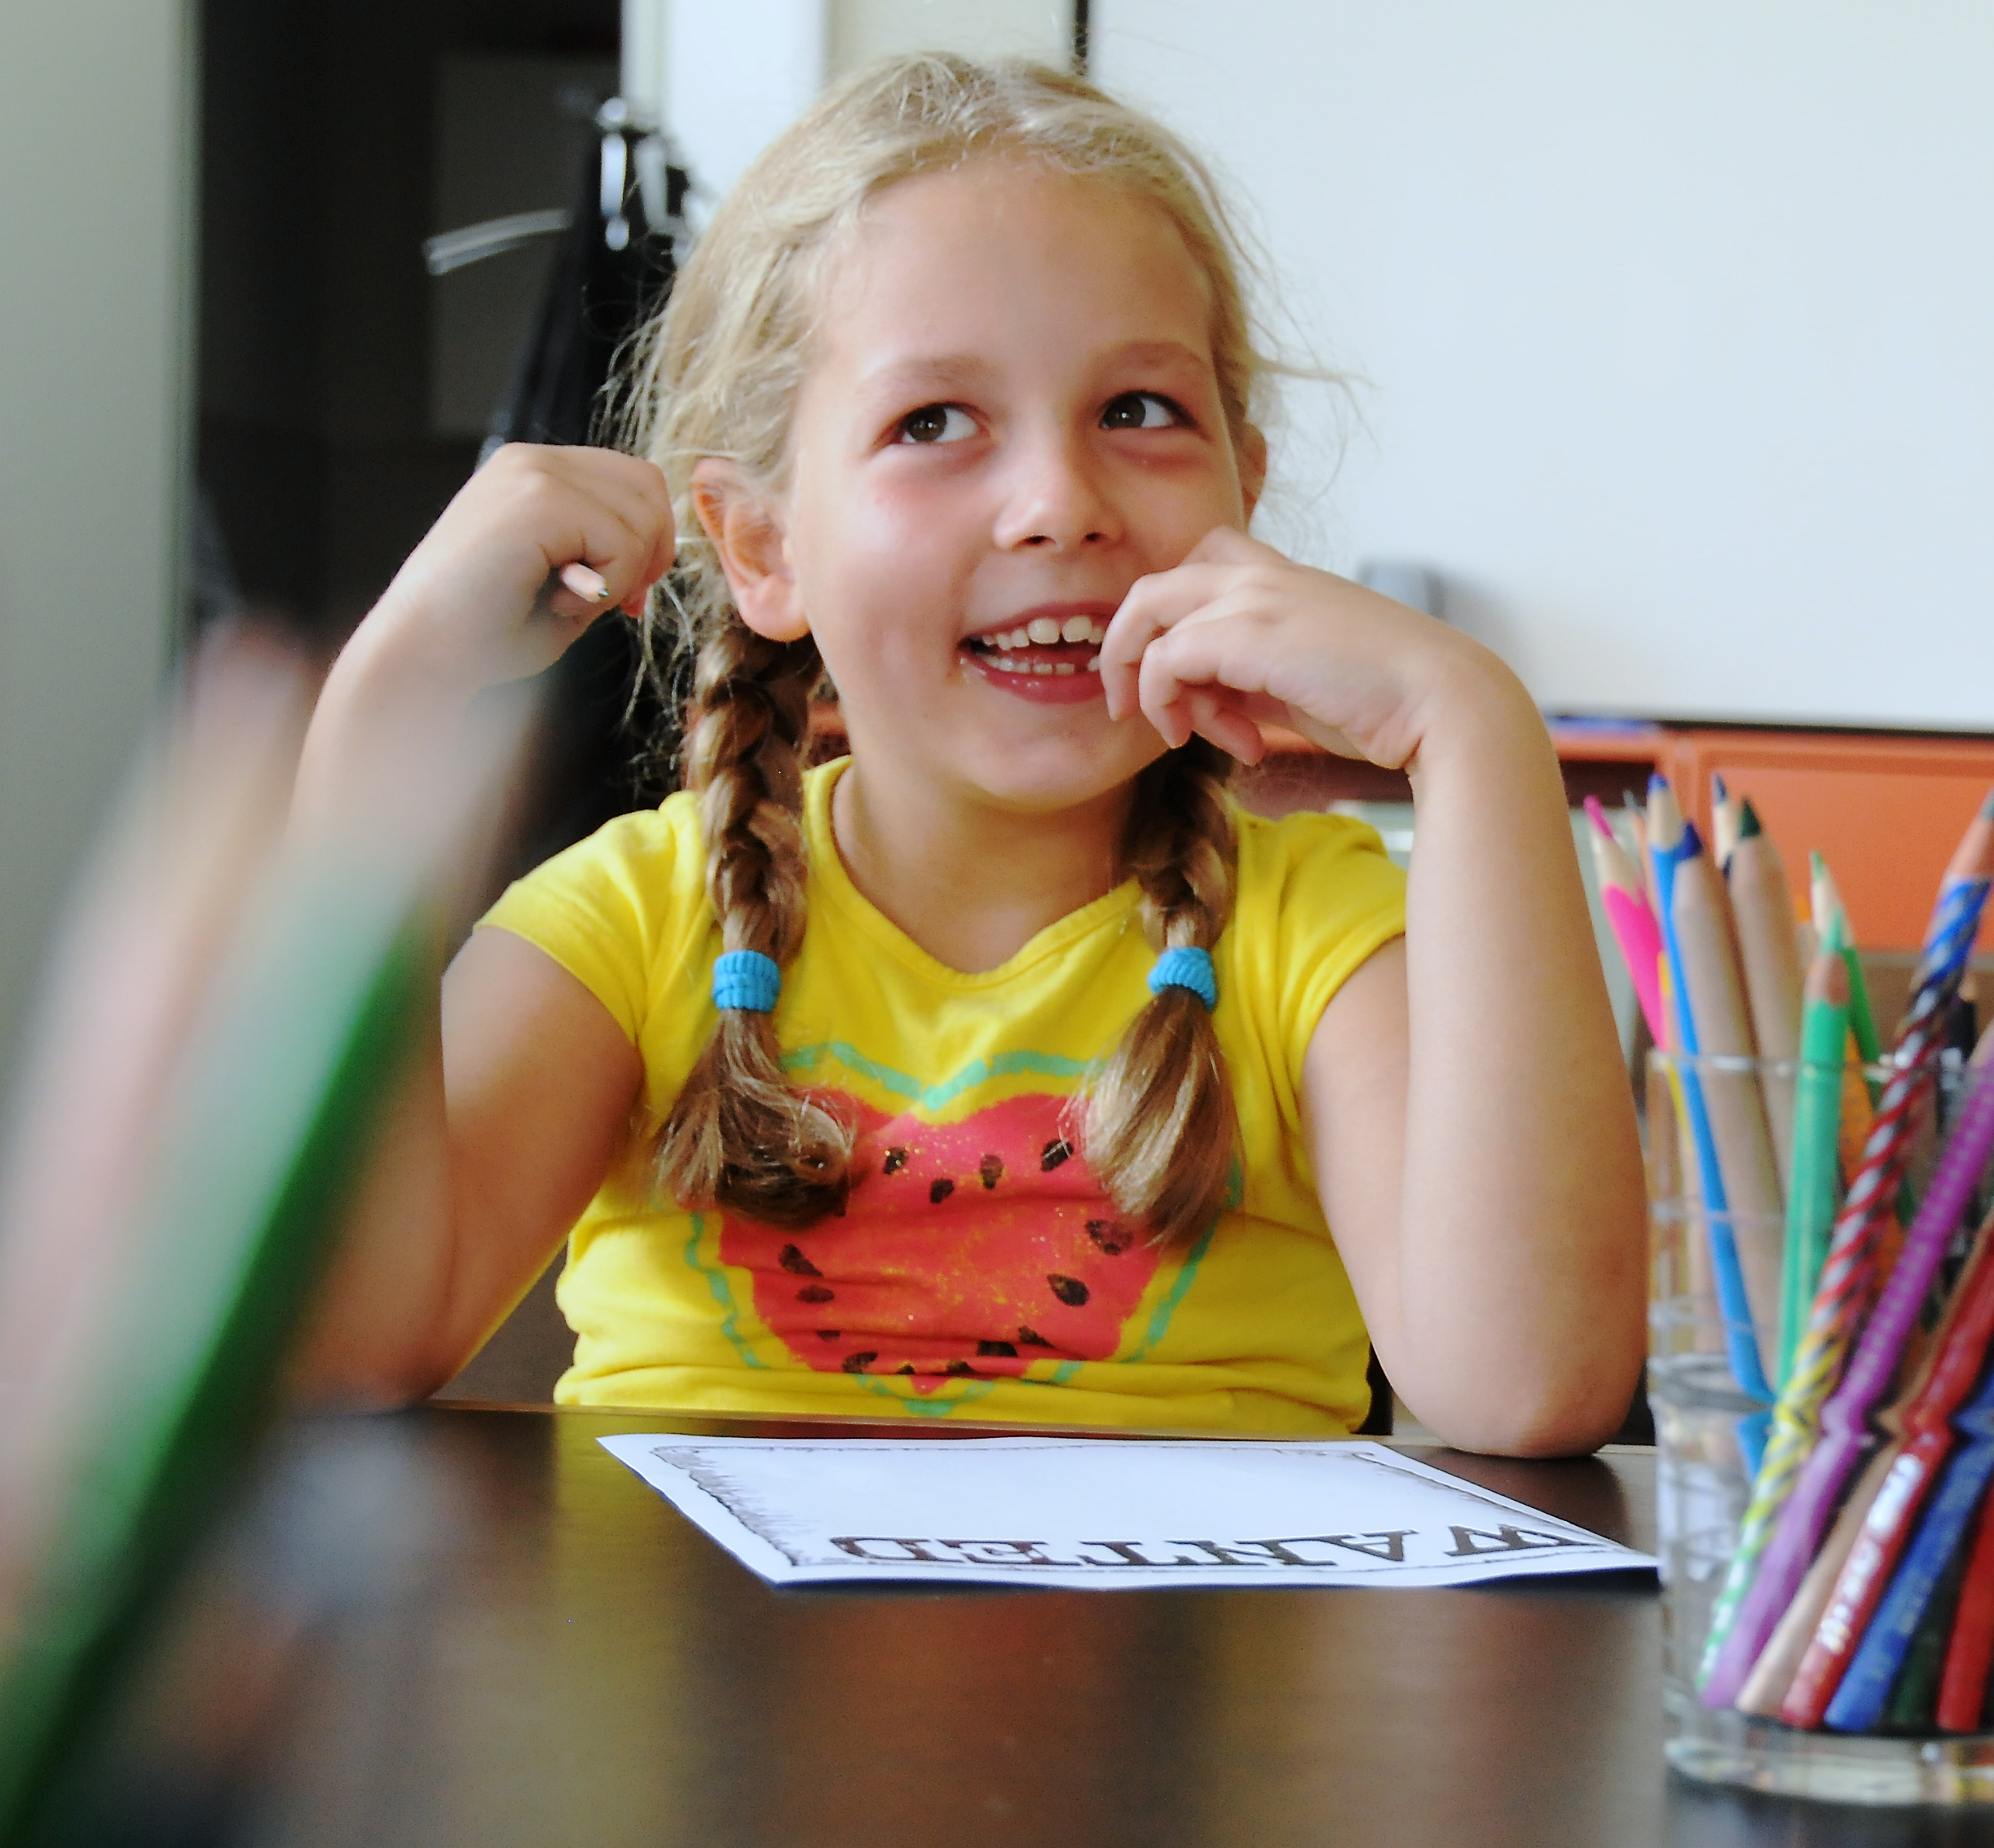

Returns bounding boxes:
[1648,1048,1994,1804]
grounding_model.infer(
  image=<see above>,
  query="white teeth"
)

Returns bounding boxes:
[1053,661,1075,676]
[1026,615,1062,645]
[1085,655,1101,672]
[1031,660,1052,674]
[1060,615,1092,643]
[991,655,1018,672]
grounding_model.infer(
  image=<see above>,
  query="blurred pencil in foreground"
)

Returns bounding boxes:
[0,625,536,1839]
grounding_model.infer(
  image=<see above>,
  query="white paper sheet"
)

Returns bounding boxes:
[600,1436,1655,1590]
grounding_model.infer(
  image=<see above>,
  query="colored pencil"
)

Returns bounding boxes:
[1586,796,1666,1046]
[1784,1208,1994,1728]
[1939,1430,1994,1731]
[1699,799,1994,1702]
[1736,1223,1992,1716]
[1825,1365,1994,1732]
[1779,946,1849,1386]
[1712,772,1745,871]
[1728,799,1806,1195]
[1649,778,1773,1403]
[1811,853,1882,1070]
[1881,1538,1972,1731]
[1623,795,1652,900]
[1702,819,1994,1705]
[1674,819,1785,1361]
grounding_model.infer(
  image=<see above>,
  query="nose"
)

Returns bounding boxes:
[991,425,1121,553]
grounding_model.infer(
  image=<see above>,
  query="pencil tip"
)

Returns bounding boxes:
[1648,772,1670,798]
[1583,794,1613,840]
[1810,849,1827,878]
[1738,798,1762,839]
[1712,772,1728,804]
[1679,818,1705,859]
[1980,787,1994,821]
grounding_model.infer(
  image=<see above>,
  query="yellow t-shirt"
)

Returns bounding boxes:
[478,759,1405,1434]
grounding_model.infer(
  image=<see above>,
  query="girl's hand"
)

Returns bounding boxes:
[1098,527,1503,773]
[360,444,676,693]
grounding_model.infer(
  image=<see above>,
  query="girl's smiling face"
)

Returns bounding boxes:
[698,159,1264,817]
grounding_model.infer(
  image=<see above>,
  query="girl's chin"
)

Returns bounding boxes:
[961,654,1107,705]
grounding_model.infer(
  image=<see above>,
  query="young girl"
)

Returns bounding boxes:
[295,55,1645,1452]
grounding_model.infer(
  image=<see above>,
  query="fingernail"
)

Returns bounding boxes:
[559,562,611,602]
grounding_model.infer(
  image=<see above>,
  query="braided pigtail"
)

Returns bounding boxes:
[1083,738,1240,1246]
[651,621,856,1228]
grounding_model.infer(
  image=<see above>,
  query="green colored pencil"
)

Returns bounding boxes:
[1780,927,1850,1387]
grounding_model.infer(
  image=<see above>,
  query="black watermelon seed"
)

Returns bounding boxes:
[929,1177,955,1204]
[898,1364,915,1375]
[1017,1325,1052,1347]
[1084,1219,1127,1255]
[778,1243,823,1277]
[883,1147,909,1175]
[977,1339,1018,1358]
[1047,1274,1090,1307]
[797,1284,834,1304]
[978,1153,1004,1189]
[815,1330,840,1341]
[1040,1138,1073,1171]
[842,1352,876,1374]
[945,1360,977,1377]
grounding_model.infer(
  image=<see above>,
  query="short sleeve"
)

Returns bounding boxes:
[475,801,699,1044]
[1229,808,1408,1081]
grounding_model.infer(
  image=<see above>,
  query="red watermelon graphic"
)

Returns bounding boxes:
[718,1093,1160,1387]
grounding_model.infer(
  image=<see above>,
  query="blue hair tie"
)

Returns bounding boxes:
[712,949,781,1013]
[1149,946,1217,1012]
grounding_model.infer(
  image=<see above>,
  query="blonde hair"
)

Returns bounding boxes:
[621,52,1272,1242]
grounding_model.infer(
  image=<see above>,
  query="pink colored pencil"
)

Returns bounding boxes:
[1586,796,1665,1044]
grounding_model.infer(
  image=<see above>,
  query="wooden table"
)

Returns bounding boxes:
[33,1406,1980,1846]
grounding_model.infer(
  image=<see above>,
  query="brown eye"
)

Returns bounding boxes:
[1101,391,1181,430]
[898,404,975,444]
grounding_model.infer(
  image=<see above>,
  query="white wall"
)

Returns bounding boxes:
[1096,2,1994,731]
[624,0,1066,222]
[0,3,192,1065]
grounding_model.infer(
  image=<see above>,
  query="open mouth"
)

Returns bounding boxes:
[961,612,1107,680]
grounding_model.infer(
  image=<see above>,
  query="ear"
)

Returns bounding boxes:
[691,459,809,642]
[1236,423,1269,524]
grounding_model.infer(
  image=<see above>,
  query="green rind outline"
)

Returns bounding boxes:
[783,1041,1089,1113]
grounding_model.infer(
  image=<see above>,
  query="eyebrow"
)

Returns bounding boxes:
[855,339,1214,406]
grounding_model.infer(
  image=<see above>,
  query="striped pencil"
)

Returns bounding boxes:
[1701,792,1994,1705]
[1586,796,1665,1046]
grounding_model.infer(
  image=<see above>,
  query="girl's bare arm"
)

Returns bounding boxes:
[289,931,641,1403]
[285,446,672,1401]
[1101,526,1647,1455]
[1299,673,1645,1455]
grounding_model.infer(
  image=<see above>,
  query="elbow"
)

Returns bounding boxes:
[1412,1348,1644,1459]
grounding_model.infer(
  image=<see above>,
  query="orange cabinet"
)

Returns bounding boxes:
[1658,730,1994,956]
